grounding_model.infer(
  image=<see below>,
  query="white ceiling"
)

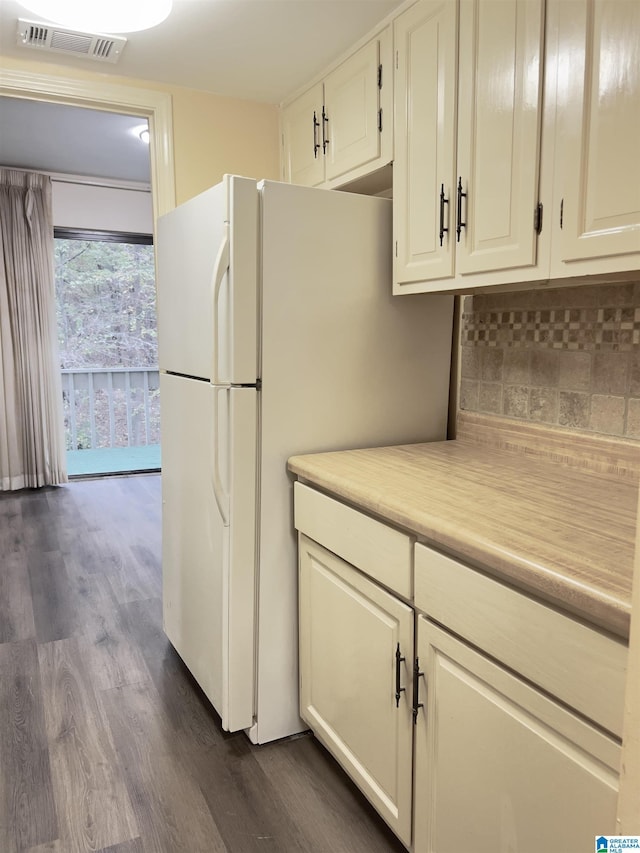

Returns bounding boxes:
[1,0,405,103]
[0,0,404,183]
[0,98,152,183]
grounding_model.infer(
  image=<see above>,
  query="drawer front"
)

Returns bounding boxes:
[414,542,627,737]
[294,482,413,599]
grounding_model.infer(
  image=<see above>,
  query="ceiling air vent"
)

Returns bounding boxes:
[16,18,126,64]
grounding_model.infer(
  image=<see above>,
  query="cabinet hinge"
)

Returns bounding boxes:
[378,108,383,133]
[560,198,564,229]
[534,202,543,235]
[377,63,383,89]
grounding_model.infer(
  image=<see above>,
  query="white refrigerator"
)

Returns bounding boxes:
[156,176,453,744]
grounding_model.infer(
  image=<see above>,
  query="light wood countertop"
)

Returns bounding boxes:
[288,440,638,639]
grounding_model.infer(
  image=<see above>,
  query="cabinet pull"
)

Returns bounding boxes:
[395,643,406,707]
[439,183,449,246]
[313,111,320,159]
[413,657,424,723]
[322,106,329,153]
[456,177,467,242]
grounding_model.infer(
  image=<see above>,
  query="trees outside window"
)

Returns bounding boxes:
[54,231,159,452]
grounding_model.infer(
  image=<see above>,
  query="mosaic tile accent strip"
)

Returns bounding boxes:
[463,306,640,350]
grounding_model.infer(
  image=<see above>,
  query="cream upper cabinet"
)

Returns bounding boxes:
[393,0,458,286]
[414,617,620,853]
[456,0,545,275]
[298,533,414,846]
[281,83,325,189]
[324,38,384,183]
[394,0,546,294]
[550,0,640,277]
[281,29,392,190]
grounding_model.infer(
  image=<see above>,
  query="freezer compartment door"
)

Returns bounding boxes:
[161,373,258,731]
[156,175,258,384]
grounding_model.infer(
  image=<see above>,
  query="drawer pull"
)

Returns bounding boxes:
[413,657,424,723]
[395,643,406,707]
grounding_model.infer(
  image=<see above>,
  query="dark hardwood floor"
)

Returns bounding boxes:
[0,475,405,853]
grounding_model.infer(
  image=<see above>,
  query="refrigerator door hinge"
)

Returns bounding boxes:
[378,108,383,133]
[377,63,383,88]
[534,202,543,235]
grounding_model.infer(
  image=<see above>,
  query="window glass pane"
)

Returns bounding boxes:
[55,237,157,369]
[54,234,160,464]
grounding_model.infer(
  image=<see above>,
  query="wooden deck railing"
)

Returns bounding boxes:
[60,368,160,451]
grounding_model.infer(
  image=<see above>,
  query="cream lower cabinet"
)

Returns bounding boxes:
[295,485,625,851]
[298,533,414,847]
[414,616,620,853]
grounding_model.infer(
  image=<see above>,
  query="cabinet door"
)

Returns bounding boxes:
[553,0,640,266]
[414,616,620,853]
[393,0,458,292]
[281,83,325,187]
[456,0,545,276]
[298,534,413,847]
[323,38,382,183]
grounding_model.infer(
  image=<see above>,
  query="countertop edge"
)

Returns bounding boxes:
[288,446,634,639]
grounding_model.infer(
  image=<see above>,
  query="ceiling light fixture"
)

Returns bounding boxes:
[16,0,173,33]
[131,124,150,144]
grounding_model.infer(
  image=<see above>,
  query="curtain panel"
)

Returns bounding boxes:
[0,169,67,489]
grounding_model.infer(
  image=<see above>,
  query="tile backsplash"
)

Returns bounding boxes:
[459,281,640,439]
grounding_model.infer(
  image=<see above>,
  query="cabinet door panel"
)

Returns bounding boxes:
[281,83,325,187]
[414,616,620,853]
[393,0,458,291]
[324,39,381,182]
[456,0,544,275]
[555,0,640,264]
[298,534,413,847]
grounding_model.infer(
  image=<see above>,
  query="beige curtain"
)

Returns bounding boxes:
[0,169,67,490]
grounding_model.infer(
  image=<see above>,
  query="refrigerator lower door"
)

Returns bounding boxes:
[161,372,257,731]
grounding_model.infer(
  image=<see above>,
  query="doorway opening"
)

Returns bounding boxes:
[55,228,160,476]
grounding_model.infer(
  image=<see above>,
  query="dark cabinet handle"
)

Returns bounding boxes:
[395,643,406,707]
[439,183,449,246]
[413,657,424,723]
[313,111,320,159]
[322,106,329,153]
[456,177,467,242]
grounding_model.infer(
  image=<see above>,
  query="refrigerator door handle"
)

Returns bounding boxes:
[211,385,230,527]
[211,223,230,385]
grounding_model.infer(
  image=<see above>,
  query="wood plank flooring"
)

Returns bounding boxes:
[0,475,405,853]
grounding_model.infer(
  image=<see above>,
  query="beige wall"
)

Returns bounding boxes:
[0,56,280,205]
[169,86,279,204]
